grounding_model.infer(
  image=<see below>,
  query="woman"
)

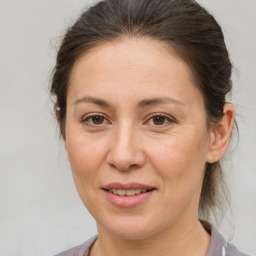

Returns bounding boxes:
[51,0,249,255]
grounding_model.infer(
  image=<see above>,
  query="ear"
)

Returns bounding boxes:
[56,109,69,161]
[63,131,69,162]
[55,109,60,121]
[206,103,235,163]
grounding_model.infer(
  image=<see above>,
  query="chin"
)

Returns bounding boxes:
[97,213,166,240]
[107,227,155,240]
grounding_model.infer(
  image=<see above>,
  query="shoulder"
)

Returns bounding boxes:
[226,242,252,256]
[54,245,82,256]
[203,221,252,256]
[54,227,253,256]
[54,236,97,256]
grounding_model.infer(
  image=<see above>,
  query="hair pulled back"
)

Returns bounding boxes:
[51,0,233,221]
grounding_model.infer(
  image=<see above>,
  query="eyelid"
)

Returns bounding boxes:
[80,112,175,127]
[81,112,111,126]
[144,113,175,126]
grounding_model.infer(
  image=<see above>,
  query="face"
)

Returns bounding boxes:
[65,38,214,240]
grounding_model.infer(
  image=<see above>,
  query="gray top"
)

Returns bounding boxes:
[55,224,250,256]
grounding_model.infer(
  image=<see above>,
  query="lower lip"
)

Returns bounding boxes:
[103,190,155,208]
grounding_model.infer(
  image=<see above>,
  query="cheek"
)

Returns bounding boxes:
[65,133,109,191]
[146,134,208,216]
[149,134,206,169]
[146,129,208,189]
[65,135,109,215]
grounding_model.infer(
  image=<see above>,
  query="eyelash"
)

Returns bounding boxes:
[81,113,175,127]
[81,113,110,127]
[144,113,174,127]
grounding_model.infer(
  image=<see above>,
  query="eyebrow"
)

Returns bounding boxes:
[74,96,111,107]
[137,97,186,108]
[73,96,186,108]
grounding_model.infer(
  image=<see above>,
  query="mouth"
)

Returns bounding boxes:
[104,188,155,196]
[102,183,156,207]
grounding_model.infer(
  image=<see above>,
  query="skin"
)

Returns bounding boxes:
[64,38,234,256]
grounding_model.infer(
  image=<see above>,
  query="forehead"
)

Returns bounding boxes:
[67,38,203,107]
[70,37,192,81]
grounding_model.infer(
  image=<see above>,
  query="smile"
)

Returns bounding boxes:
[102,183,156,208]
[107,188,151,196]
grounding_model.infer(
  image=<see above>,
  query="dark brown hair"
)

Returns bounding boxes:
[51,0,234,221]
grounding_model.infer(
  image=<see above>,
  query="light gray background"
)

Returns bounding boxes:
[0,1,255,255]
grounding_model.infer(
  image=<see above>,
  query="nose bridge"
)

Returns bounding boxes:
[107,121,145,170]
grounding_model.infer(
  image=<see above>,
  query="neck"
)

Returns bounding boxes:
[90,220,210,256]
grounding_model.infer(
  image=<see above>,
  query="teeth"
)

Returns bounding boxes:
[135,189,141,195]
[117,189,126,196]
[126,189,136,196]
[108,189,149,196]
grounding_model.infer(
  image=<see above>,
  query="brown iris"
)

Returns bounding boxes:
[152,116,166,125]
[92,116,105,124]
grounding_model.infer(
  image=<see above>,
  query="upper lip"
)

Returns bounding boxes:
[102,183,156,190]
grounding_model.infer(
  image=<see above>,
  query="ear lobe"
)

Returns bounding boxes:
[206,103,235,163]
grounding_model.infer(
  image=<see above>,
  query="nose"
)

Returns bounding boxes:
[106,124,146,171]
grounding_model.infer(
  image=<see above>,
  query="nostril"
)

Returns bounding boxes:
[106,140,146,171]
[109,162,138,171]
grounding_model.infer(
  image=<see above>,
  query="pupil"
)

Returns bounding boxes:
[93,116,104,124]
[153,116,165,125]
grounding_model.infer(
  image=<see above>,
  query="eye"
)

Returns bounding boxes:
[145,114,174,127]
[151,116,167,125]
[82,114,109,126]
